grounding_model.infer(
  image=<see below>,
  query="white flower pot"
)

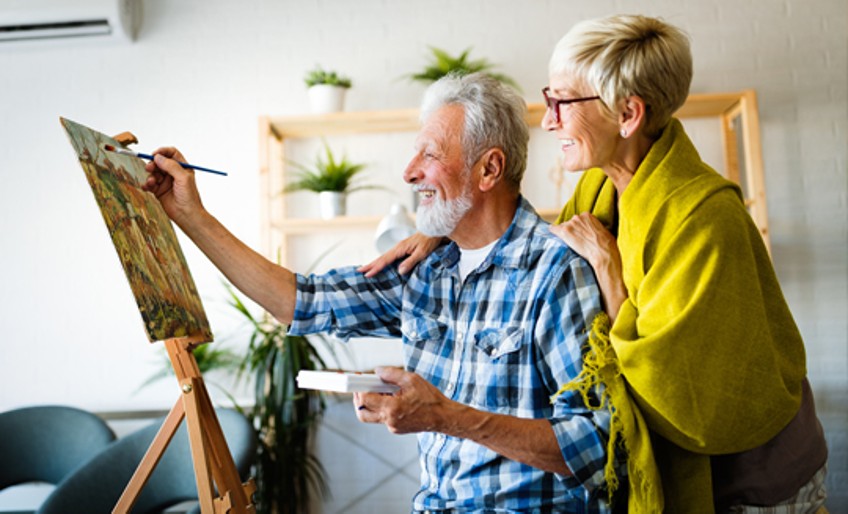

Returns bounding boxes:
[318,191,346,219]
[307,85,347,114]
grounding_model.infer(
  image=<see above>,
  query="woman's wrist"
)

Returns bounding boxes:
[592,250,627,320]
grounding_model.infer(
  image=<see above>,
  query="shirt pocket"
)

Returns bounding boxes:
[400,313,449,383]
[470,326,526,411]
[401,313,447,341]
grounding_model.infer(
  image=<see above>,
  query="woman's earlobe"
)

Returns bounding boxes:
[618,95,646,138]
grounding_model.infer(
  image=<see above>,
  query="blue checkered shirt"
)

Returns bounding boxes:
[290,197,616,513]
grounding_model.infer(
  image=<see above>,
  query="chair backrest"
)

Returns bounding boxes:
[0,405,116,490]
[37,408,256,514]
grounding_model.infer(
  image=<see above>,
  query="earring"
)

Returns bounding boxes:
[620,128,628,138]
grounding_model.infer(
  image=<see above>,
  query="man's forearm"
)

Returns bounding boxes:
[439,402,570,476]
[176,209,297,323]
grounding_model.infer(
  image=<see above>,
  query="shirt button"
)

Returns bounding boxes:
[489,347,498,357]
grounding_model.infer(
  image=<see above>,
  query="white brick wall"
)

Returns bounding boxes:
[0,0,844,511]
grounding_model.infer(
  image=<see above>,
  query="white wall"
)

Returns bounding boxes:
[0,0,845,510]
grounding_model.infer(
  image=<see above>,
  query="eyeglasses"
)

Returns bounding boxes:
[542,87,601,124]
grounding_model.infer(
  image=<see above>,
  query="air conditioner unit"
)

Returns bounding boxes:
[0,0,143,44]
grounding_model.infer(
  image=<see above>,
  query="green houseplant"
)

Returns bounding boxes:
[304,66,352,114]
[284,141,376,219]
[304,66,352,89]
[228,287,338,514]
[407,46,520,90]
[137,340,242,399]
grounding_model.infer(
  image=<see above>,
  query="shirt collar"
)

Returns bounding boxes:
[429,195,543,276]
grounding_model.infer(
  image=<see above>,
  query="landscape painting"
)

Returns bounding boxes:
[60,117,213,343]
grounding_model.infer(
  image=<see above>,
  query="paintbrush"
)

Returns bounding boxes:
[103,144,228,176]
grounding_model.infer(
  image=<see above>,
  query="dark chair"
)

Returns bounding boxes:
[0,405,116,514]
[37,408,255,514]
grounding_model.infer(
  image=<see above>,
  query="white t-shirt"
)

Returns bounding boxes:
[458,239,499,282]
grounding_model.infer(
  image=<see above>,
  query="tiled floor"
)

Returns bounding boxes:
[315,396,420,514]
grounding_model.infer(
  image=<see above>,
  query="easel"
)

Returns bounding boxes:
[112,336,256,514]
[108,132,255,514]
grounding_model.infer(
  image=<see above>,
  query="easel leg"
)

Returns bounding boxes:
[112,398,186,514]
[182,377,218,513]
[179,369,254,512]
[113,338,255,514]
[184,374,255,513]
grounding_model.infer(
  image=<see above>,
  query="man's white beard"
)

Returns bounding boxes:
[415,186,473,237]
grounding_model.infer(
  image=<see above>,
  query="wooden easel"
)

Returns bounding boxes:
[112,336,256,514]
[106,132,254,513]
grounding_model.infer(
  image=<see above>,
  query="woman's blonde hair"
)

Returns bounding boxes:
[549,14,692,137]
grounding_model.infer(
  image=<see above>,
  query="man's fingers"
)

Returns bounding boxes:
[374,365,405,384]
[151,146,183,161]
[354,392,391,424]
[152,153,192,179]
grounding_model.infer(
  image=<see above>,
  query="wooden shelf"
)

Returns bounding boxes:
[260,90,769,266]
[266,92,758,140]
[271,215,384,234]
[267,109,420,138]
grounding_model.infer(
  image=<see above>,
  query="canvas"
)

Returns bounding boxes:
[60,117,213,343]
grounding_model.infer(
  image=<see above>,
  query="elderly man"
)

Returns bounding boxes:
[143,73,620,512]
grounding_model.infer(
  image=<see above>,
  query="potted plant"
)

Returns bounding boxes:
[228,287,338,514]
[406,46,520,90]
[304,66,352,114]
[284,141,376,219]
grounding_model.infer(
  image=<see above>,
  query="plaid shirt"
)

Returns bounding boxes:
[291,197,615,513]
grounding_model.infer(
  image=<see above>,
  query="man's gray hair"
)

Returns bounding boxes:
[420,72,529,190]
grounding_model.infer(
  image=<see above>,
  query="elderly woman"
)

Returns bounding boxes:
[363,15,828,514]
[542,14,828,513]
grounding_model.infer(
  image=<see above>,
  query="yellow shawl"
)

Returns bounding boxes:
[555,119,806,513]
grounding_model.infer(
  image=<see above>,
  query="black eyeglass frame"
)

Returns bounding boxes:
[542,87,601,124]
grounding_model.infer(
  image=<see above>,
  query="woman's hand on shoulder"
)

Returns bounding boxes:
[550,213,616,265]
[358,232,445,277]
[550,213,627,319]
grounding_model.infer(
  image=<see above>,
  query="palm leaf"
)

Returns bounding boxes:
[224,281,339,513]
[406,46,521,91]
[284,140,382,194]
